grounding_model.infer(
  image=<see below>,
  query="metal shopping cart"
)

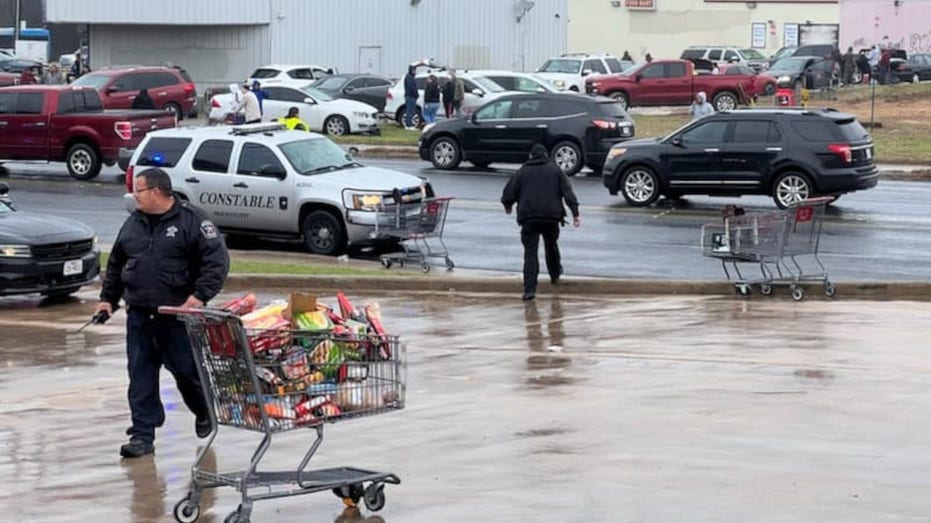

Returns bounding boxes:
[159,306,405,523]
[374,196,454,273]
[700,197,836,301]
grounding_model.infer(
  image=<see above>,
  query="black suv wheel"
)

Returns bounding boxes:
[772,171,813,209]
[620,166,660,206]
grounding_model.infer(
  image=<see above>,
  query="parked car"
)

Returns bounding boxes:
[310,73,393,113]
[585,59,757,111]
[722,64,778,96]
[535,53,626,92]
[475,70,560,93]
[121,123,433,255]
[70,65,197,120]
[0,85,176,179]
[767,46,798,68]
[384,69,509,127]
[418,92,635,176]
[0,58,43,75]
[892,53,931,83]
[601,108,878,209]
[248,64,338,88]
[792,44,837,60]
[209,84,380,136]
[767,56,835,90]
[680,46,769,72]
[0,182,101,297]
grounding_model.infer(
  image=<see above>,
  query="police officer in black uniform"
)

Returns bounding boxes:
[501,144,581,301]
[96,167,230,458]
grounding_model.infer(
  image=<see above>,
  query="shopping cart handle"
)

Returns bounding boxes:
[158,305,207,316]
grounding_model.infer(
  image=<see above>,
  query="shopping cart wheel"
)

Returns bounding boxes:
[735,284,751,298]
[223,506,248,523]
[173,496,200,523]
[381,258,393,269]
[759,284,773,296]
[333,484,364,505]
[421,262,431,273]
[824,281,837,298]
[445,258,455,271]
[791,287,805,301]
[364,483,386,512]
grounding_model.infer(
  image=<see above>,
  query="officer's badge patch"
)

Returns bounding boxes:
[200,220,219,239]
[165,225,178,238]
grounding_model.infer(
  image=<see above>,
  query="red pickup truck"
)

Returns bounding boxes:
[0,85,176,179]
[585,59,759,112]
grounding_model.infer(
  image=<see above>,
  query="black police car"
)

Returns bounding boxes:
[0,182,100,297]
[419,92,634,176]
[602,108,878,208]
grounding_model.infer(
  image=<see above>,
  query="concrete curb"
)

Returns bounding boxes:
[223,274,931,301]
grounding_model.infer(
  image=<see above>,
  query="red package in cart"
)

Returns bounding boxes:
[218,293,258,316]
[364,303,391,359]
[281,346,310,380]
[336,291,366,322]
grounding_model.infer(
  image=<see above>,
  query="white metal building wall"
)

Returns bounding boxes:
[89,25,271,87]
[46,0,270,25]
[266,0,568,76]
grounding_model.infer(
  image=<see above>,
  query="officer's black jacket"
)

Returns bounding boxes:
[100,200,230,309]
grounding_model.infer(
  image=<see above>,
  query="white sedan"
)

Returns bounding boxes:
[209,85,380,136]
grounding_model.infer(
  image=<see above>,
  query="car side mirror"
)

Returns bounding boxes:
[470,114,479,124]
[582,69,592,76]
[106,86,119,94]
[303,97,316,104]
[670,136,683,147]
[535,87,546,93]
[635,74,643,82]
[344,86,355,93]
[260,164,287,179]
[0,181,9,195]
[471,88,484,97]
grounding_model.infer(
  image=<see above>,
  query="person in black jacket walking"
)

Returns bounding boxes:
[501,144,581,300]
[96,168,230,458]
[403,64,419,129]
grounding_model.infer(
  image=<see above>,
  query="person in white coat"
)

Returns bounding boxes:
[689,91,715,120]
[234,84,262,124]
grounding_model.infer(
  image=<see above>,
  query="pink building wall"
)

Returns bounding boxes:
[840,0,931,52]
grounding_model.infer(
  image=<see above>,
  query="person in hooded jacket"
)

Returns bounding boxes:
[131,88,155,110]
[403,65,419,129]
[501,144,581,300]
[689,91,714,120]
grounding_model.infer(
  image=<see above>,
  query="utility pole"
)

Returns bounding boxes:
[12,0,19,51]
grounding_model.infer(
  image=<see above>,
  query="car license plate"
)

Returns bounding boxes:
[63,259,83,276]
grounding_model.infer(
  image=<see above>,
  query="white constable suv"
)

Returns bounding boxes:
[122,123,433,255]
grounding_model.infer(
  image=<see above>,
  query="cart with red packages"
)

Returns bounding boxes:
[159,306,405,523]
[374,195,454,273]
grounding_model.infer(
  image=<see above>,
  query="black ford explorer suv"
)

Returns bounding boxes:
[602,108,878,208]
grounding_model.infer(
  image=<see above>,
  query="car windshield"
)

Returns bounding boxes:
[279,138,359,175]
[299,85,334,101]
[470,76,505,92]
[772,47,797,60]
[769,58,808,73]
[70,73,111,90]
[528,75,559,91]
[741,49,765,60]
[538,59,581,74]
[313,76,347,90]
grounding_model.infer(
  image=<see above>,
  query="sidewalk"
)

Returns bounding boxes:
[2,292,931,522]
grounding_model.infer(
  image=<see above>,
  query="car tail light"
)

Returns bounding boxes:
[592,119,618,130]
[828,143,852,163]
[125,165,134,193]
[114,121,133,140]
[210,96,221,108]
[183,82,195,94]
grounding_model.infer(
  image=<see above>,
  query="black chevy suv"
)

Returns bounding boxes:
[602,108,878,208]
[419,92,634,176]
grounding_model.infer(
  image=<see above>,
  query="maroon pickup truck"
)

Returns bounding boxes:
[0,85,176,179]
[585,59,757,112]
